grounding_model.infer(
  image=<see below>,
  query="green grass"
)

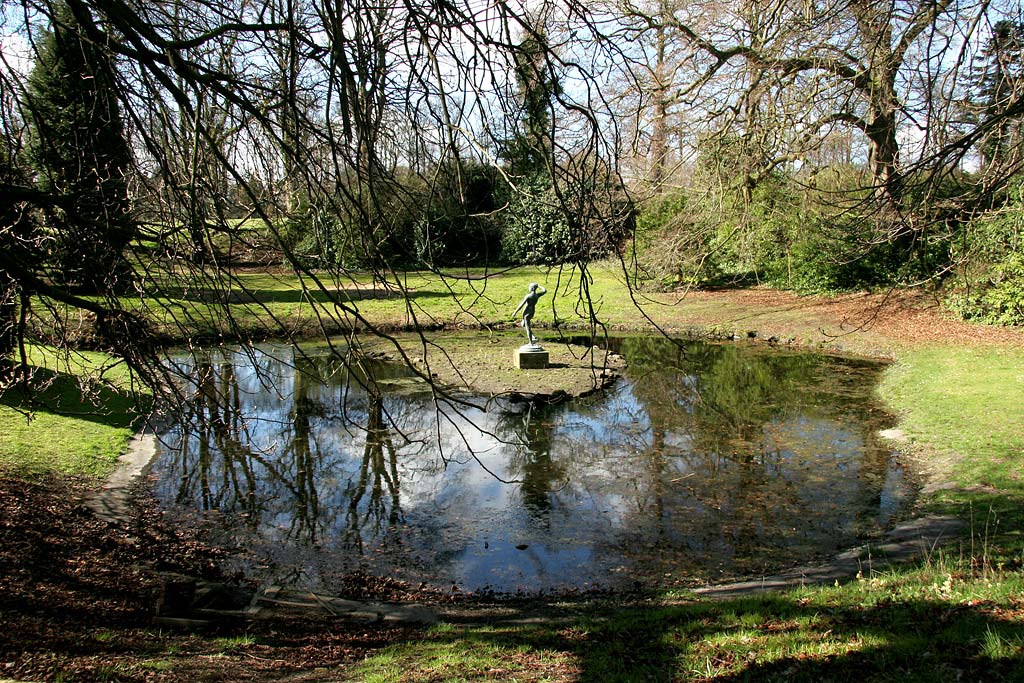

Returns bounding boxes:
[878,345,1024,495]
[212,633,260,653]
[877,343,1024,576]
[341,564,1024,682]
[345,560,1024,682]
[346,623,576,683]
[0,346,150,478]
[129,264,653,341]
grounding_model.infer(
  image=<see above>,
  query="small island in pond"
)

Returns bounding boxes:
[355,333,626,403]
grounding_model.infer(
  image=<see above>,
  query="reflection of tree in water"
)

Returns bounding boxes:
[341,390,403,553]
[171,350,410,549]
[177,357,259,520]
[173,352,325,541]
[155,341,908,593]
[609,338,896,574]
[501,404,565,520]
[283,354,325,544]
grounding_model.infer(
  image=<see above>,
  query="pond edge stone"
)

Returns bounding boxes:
[85,430,158,525]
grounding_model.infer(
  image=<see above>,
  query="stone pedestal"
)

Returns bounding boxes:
[514,344,549,370]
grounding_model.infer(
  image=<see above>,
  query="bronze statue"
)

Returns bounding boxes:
[513,283,547,346]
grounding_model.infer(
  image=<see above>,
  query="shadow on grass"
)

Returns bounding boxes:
[432,590,1024,682]
[1,366,147,430]
[159,286,446,305]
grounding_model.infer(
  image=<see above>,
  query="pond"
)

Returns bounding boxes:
[149,336,915,595]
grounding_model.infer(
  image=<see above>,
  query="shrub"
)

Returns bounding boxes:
[947,191,1024,325]
[499,174,627,266]
[628,189,725,289]
[951,252,1024,325]
[414,162,503,267]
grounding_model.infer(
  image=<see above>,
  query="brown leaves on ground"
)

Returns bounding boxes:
[672,287,1024,352]
[0,472,420,682]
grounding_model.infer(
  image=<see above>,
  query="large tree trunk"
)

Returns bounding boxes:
[648,23,671,187]
[853,0,903,205]
[865,69,903,205]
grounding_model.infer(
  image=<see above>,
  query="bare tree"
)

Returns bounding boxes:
[611,0,979,204]
[0,0,631,407]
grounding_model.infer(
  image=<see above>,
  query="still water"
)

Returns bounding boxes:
[150,336,914,594]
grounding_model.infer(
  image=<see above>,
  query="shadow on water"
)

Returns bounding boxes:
[149,336,915,594]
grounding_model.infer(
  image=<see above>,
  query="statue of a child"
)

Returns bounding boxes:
[513,283,547,346]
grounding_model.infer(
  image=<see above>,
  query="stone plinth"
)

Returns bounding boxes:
[514,344,549,369]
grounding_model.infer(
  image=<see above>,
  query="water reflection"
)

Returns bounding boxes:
[151,337,913,593]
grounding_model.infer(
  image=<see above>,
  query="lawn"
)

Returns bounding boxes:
[0,346,150,477]
[348,568,1024,682]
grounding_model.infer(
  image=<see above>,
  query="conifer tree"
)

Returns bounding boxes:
[973,20,1024,170]
[26,0,135,294]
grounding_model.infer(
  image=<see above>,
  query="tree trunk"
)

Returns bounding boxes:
[865,72,903,205]
[0,273,17,385]
[648,23,671,186]
[853,0,903,205]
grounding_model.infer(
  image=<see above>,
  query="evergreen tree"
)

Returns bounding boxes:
[973,20,1024,169]
[503,23,561,178]
[26,0,135,294]
[0,151,34,381]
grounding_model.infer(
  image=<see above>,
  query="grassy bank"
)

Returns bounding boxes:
[3,267,1023,681]
[348,566,1024,682]
[0,346,149,478]
[878,345,1024,496]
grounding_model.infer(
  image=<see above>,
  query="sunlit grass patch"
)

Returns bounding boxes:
[877,345,1024,495]
[559,562,1024,680]
[981,626,1024,660]
[0,346,149,478]
[132,264,651,340]
[211,633,259,654]
[346,624,577,683]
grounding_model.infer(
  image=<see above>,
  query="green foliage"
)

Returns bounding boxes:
[745,171,917,293]
[737,175,806,282]
[279,179,424,270]
[502,25,560,177]
[0,151,35,374]
[777,221,903,293]
[499,170,630,266]
[948,189,1024,325]
[281,165,507,270]
[500,174,574,265]
[631,161,958,294]
[278,202,350,269]
[971,20,1024,169]
[950,251,1024,325]
[26,1,135,294]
